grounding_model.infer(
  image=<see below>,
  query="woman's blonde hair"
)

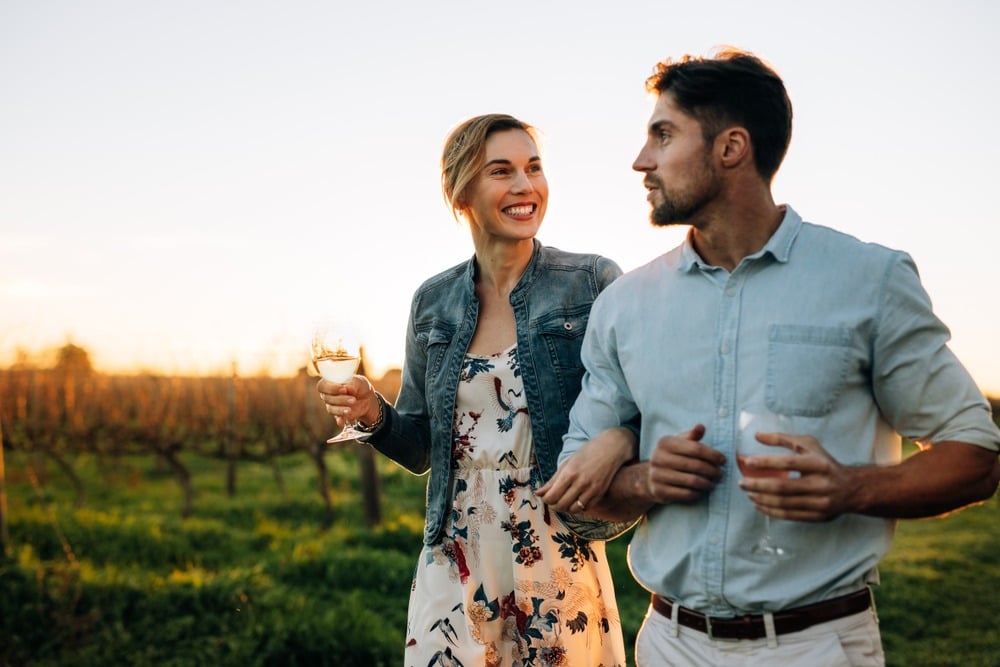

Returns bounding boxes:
[440,113,540,221]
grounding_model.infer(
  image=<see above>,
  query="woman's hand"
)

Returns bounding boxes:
[537,426,638,513]
[317,376,380,427]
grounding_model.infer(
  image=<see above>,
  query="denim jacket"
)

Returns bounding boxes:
[364,239,631,545]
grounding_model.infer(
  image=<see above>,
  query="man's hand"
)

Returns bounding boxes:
[647,424,727,503]
[738,432,1000,521]
[540,424,725,522]
[736,430,853,521]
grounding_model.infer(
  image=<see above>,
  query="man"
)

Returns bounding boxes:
[538,48,1000,665]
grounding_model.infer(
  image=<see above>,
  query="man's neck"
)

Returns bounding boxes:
[689,193,783,272]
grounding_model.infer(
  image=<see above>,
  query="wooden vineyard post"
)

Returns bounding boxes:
[357,445,382,528]
[356,348,382,528]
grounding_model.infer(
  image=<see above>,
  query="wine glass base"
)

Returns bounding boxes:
[750,543,794,563]
[326,428,371,444]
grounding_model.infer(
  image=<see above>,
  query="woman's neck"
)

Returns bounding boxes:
[473,238,533,297]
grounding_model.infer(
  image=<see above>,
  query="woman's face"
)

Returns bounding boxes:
[462,129,547,243]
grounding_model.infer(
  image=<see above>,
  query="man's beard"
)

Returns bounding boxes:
[650,189,715,227]
[648,160,719,228]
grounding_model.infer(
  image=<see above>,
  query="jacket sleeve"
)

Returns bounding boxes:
[363,291,434,474]
[556,255,639,541]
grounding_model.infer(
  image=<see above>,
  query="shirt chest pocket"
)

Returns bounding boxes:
[766,324,854,417]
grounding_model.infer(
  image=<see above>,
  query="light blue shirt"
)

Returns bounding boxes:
[561,206,1000,615]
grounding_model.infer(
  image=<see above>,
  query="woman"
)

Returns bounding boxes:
[318,114,634,666]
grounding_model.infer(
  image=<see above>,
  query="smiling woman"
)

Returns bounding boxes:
[315,113,634,666]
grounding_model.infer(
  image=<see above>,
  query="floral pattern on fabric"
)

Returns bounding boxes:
[405,345,625,667]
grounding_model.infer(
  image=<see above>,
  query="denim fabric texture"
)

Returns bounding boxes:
[366,239,628,545]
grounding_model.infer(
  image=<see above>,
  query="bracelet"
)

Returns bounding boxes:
[356,394,384,433]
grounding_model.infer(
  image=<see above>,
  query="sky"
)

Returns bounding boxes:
[2,0,998,396]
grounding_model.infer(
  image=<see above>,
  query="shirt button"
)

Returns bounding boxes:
[725,288,736,297]
[721,344,730,355]
[709,535,719,545]
[718,406,729,417]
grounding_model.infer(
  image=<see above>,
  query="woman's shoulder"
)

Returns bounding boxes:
[414,255,473,295]
[537,244,622,275]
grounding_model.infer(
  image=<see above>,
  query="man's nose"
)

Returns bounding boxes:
[632,145,654,172]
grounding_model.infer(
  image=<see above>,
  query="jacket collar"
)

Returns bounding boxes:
[462,238,543,299]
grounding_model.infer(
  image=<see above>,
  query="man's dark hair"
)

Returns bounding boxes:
[646,47,793,181]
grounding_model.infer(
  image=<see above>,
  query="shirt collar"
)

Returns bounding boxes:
[757,205,801,264]
[678,205,803,271]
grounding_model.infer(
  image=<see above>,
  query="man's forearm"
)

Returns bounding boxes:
[852,441,999,518]
[586,460,657,522]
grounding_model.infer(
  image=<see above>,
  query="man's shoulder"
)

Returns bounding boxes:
[592,249,681,310]
[618,246,685,283]
[799,221,903,256]
[796,221,909,269]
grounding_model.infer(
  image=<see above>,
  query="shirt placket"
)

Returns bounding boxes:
[702,269,743,611]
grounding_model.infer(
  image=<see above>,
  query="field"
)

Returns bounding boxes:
[1,446,997,667]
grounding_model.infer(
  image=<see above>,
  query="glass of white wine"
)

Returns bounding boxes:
[311,324,369,443]
[736,408,796,563]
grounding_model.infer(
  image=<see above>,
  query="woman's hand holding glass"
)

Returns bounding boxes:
[312,324,376,443]
[317,374,380,435]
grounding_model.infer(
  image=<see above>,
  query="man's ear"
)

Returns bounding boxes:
[717,126,751,168]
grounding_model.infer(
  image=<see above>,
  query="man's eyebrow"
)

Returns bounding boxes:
[649,120,677,134]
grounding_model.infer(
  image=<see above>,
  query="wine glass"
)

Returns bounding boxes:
[311,324,370,443]
[736,408,795,562]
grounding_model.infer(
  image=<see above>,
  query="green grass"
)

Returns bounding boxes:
[1,450,997,666]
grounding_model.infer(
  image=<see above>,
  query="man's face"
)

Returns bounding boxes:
[633,92,720,228]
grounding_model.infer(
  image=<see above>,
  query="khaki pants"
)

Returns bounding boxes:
[635,602,884,666]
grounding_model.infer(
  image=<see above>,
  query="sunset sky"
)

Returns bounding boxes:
[2,1,998,396]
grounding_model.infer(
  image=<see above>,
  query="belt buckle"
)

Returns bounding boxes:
[704,615,739,642]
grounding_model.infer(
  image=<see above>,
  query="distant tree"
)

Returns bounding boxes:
[54,343,93,376]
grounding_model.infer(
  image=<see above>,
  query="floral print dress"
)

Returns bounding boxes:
[405,345,626,667]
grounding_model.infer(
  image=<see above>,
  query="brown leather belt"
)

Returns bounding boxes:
[651,588,872,641]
